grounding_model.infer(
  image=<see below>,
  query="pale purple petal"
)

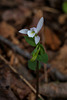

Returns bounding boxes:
[19,29,28,34]
[37,17,44,33]
[35,36,40,44]
[27,30,35,37]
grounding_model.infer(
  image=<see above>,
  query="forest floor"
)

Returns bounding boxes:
[0,0,67,100]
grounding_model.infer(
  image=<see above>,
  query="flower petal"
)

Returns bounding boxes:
[30,27,37,33]
[36,17,44,33]
[19,29,28,34]
[27,30,36,37]
[35,36,40,44]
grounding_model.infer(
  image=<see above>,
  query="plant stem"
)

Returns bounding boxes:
[36,61,39,100]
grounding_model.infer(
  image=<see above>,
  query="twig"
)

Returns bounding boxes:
[0,55,44,100]
[0,36,30,59]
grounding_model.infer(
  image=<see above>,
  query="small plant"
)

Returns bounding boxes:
[19,17,48,100]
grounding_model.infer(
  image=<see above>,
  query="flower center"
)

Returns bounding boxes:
[31,31,35,34]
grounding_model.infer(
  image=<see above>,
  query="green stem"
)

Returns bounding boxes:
[36,61,39,100]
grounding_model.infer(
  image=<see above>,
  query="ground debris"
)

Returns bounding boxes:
[0,56,31,100]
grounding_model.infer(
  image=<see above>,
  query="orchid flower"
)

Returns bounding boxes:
[19,17,44,44]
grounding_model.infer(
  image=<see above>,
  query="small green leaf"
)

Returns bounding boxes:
[31,54,38,61]
[28,60,42,70]
[28,60,37,70]
[31,48,38,61]
[31,47,37,56]
[39,43,45,54]
[31,45,40,61]
[38,99,42,100]
[37,53,48,64]
[24,36,36,46]
[62,1,67,13]
[39,61,41,69]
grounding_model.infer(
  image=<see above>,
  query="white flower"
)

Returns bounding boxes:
[19,17,44,44]
[27,30,36,37]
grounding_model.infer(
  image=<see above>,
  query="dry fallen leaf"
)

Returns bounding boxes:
[44,26,61,50]
[0,57,31,100]
[28,92,35,100]
[0,22,16,38]
[0,0,22,7]
[58,14,67,24]
[51,45,67,74]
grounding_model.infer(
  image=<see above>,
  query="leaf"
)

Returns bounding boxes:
[28,60,41,70]
[24,36,36,46]
[39,43,45,54]
[31,47,37,56]
[31,45,40,61]
[31,48,38,61]
[28,60,37,70]
[0,22,16,38]
[31,54,38,62]
[39,61,41,69]
[37,53,48,64]
[62,1,67,13]
[38,99,42,100]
